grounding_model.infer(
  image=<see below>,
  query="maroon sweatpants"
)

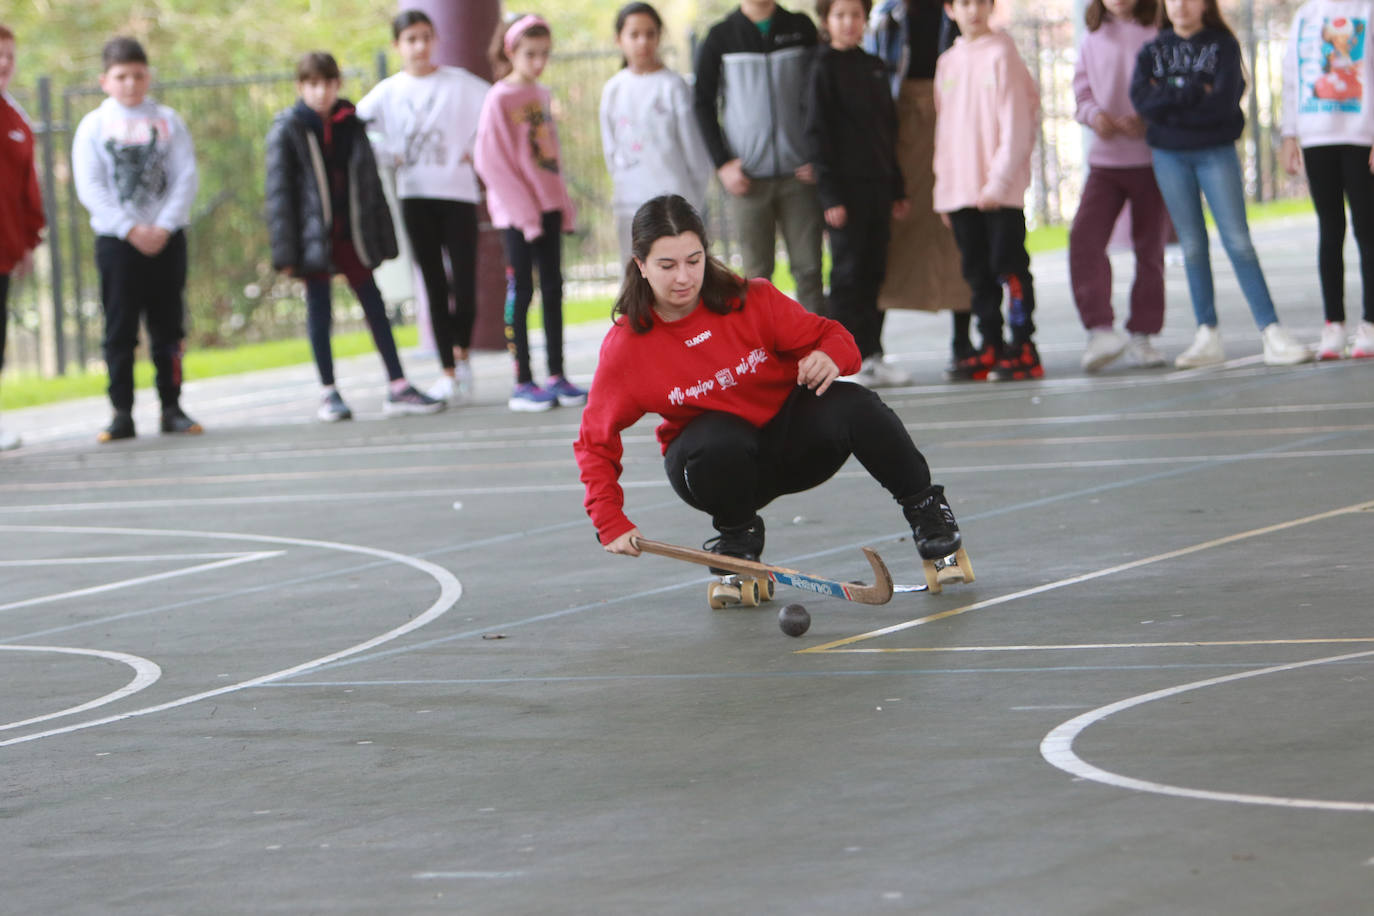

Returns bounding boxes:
[1068,165,1169,335]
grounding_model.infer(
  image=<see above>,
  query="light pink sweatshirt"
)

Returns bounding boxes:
[1073,16,1157,168]
[932,30,1041,212]
[473,80,578,241]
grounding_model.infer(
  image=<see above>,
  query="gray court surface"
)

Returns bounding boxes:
[2,215,1372,915]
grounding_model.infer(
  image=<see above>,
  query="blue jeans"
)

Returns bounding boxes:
[1150,145,1279,330]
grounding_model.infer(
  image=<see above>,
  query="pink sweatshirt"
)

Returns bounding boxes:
[932,30,1041,212]
[1074,16,1157,168]
[473,80,578,241]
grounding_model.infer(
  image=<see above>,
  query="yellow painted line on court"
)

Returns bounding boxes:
[800,497,1374,654]
[821,638,1374,654]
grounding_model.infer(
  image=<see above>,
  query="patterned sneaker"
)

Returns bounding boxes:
[384,384,445,416]
[545,375,587,407]
[1352,320,1374,358]
[161,405,204,434]
[1261,323,1313,366]
[945,341,1000,381]
[1317,322,1347,360]
[98,410,136,443]
[1174,325,1225,368]
[1125,333,1167,368]
[508,381,558,412]
[990,340,1044,381]
[1080,328,1127,372]
[316,390,353,422]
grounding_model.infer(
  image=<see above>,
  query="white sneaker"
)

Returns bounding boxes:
[869,356,912,387]
[0,424,19,451]
[1080,328,1127,371]
[1125,333,1167,368]
[1261,323,1314,366]
[1317,321,1347,360]
[1352,321,1374,358]
[427,374,458,405]
[1174,325,1225,368]
[453,359,475,403]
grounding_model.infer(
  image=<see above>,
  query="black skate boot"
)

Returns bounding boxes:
[902,485,974,593]
[160,404,204,435]
[702,514,766,576]
[97,410,136,443]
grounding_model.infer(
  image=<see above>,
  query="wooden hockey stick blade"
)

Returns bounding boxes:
[631,537,895,606]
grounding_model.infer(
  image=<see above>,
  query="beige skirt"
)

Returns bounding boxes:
[879,78,971,313]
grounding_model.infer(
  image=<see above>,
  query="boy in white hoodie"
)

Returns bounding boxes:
[73,37,201,442]
[1281,0,1374,358]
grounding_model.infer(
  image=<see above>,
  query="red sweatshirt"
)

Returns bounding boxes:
[574,279,861,544]
[0,94,45,275]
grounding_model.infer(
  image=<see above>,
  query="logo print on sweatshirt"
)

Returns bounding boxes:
[103,123,169,210]
[401,95,450,166]
[666,348,769,405]
[684,330,712,347]
[1297,17,1367,113]
[511,100,560,175]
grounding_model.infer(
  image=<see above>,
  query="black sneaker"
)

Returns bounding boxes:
[384,384,445,416]
[161,406,204,435]
[98,410,136,443]
[902,484,962,560]
[703,514,766,575]
[945,341,1001,381]
[317,390,353,422]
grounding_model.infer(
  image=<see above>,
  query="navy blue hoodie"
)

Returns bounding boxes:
[1130,27,1246,150]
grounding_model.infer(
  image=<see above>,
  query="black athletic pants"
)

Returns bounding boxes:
[1303,144,1374,324]
[663,382,932,532]
[304,276,404,386]
[502,210,565,384]
[400,197,477,368]
[829,194,892,359]
[947,207,1037,344]
[95,232,187,412]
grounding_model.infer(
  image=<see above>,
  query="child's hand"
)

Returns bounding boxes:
[824,205,847,228]
[794,163,816,184]
[940,212,952,229]
[718,159,751,196]
[605,528,643,556]
[891,199,911,220]
[975,192,999,211]
[1091,112,1117,139]
[1117,114,1146,138]
[1281,137,1303,176]
[797,350,840,396]
[127,225,169,257]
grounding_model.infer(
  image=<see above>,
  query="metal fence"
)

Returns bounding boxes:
[4,14,1301,378]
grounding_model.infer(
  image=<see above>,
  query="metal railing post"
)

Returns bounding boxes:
[37,76,66,375]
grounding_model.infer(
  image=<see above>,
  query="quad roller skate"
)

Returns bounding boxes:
[902,485,974,594]
[702,515,775,609]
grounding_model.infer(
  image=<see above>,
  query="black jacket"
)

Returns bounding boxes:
[805,45,905,211]
[264,99,398,274]
[1130,28,1246,151]
[693,5,819,178]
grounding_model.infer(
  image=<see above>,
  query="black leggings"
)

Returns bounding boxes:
[502,210,564,384]
[1304,144,1374,324]
[663,382,932,531]
[400,198,477,368]
[304,275,404,387]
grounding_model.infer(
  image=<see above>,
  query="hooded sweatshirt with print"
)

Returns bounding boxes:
[1130,27,1246,150]
[1281,0,1374,146]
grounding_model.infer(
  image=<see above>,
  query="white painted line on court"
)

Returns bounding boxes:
[0,525,461,748]
[412,871,526,880]
[0,552,284,614]
[1040,647,1374,812]
[0,552,266,566]
[0,645,162,731]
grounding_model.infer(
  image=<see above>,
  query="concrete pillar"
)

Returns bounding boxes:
[401,0,509,352]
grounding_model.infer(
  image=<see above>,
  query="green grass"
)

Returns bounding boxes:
[0,198,1317,411]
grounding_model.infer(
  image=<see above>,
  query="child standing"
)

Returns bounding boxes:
[474,13,587,412]
[1069,0,1170,372]
[1281,0,1374,359]
[73,37,202,442]
[357,10,491,405]
[265,52,442,422]
[599,2,714,264]
[806,0,913,386]
[1,23,45,452]
[1131,0,1312,367]
[933,0,1044,381]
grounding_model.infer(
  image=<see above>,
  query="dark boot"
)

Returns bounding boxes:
[161,404,203,435]
[702,514,766,575]
[902,485,961,560]
[98,410,136,443]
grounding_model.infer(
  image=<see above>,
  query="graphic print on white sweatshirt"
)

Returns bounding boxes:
[103,115,172,210]
[667,348,769,406]
[400,94,451,167]
[1295,15,1368,111]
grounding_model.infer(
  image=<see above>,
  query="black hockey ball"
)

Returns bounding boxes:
[778,603,810,637]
